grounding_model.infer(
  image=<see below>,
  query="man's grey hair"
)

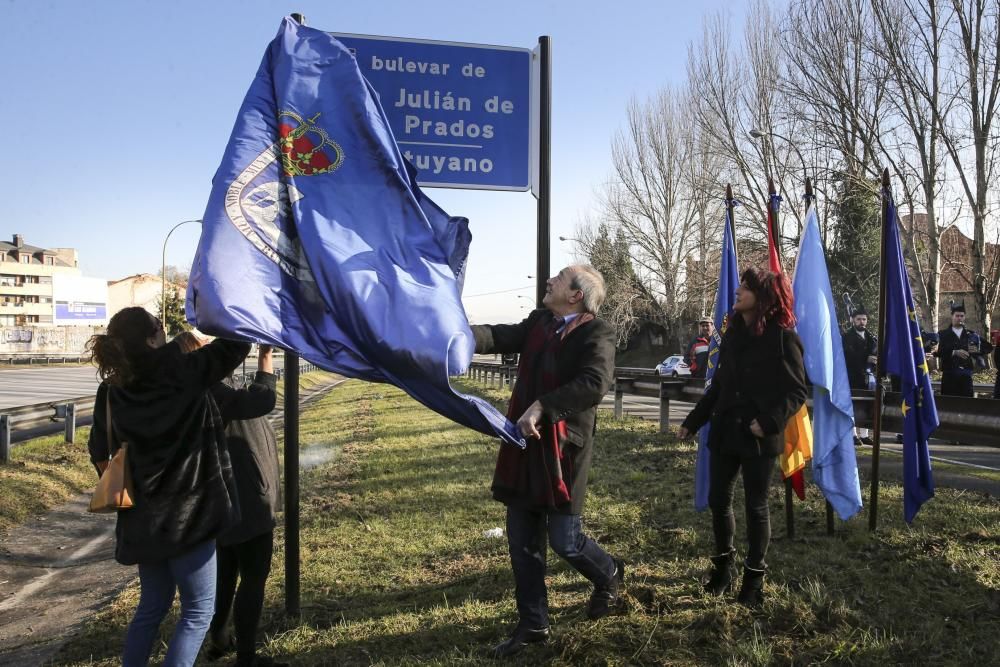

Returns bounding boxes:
[568,264,606,314]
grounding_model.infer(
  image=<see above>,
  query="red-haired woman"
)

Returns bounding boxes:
[678,268,808,607]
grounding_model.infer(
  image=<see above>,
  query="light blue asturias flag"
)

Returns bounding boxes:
[883,191,937,523]
[187,17,523,447]
[695,212,739,511]
[791,205,862,520]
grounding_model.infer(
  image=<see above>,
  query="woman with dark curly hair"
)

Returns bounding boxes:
[86,307,250,666]
[678,268,808,607]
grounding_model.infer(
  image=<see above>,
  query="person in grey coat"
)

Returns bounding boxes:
[174,334,286,667]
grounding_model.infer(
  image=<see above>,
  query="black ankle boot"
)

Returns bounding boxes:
[703,550,737,596]
[737,563,766,608]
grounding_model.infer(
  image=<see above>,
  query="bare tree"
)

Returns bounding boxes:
[934,0,1000,334]
[782,0,888,184]
[588,86,722,347]
[870,0,953,324]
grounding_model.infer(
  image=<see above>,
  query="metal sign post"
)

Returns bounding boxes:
[284,10,306,620]
[279,14,550,616]
[535,36,551,305]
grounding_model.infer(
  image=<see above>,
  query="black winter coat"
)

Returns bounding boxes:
[842,328,877,391]
[471,309,616,514]
[935,327,992,377]
[681,317,808,458]
[210,371,280,546]
[88,339,250,565]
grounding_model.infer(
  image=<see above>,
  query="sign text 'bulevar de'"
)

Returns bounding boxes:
[333,33,532,191]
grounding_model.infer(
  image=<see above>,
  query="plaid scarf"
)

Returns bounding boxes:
[491,313,593,509]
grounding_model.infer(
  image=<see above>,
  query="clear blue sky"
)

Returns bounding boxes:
[2,0,748,323]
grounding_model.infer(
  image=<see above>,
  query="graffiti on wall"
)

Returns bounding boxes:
[2,328,32,343]
[0,326,103,354]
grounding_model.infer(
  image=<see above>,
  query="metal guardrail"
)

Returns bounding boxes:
[0,355,89,365]
[465,362,517,388]
[0,362,322,464]
[0,395,94,463]
[466,361,999,447]
[613,371,1000,447]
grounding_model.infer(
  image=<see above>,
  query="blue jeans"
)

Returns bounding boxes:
[123,540,217,667]
[505,507,616,629]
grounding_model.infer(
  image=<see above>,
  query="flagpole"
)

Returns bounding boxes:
[283,10,305,617]
[725,184,737,256]
[768,178,782,264]
[772,178,797,539]
[868,168,892,532]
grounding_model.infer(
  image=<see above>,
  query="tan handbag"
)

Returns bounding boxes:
[88,396,134,513]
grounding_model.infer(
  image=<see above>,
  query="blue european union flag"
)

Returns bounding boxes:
[187,17,522,447]
[792,206,862,520]
[883,193,937,523]
[694,212,739,511]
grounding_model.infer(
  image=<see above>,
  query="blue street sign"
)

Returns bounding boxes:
[333,33,532,191]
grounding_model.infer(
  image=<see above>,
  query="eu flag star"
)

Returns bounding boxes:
[901,398,910,417]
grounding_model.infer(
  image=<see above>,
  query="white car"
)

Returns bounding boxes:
[655,355,691,377]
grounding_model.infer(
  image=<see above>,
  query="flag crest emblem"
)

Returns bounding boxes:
[278,111,345,176]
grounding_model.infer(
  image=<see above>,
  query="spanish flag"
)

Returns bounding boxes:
[767,189,812,499]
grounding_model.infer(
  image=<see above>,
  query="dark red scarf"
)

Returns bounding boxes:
[491,315,573,508]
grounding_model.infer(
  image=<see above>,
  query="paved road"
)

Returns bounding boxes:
[602,394,1000,472]
[0,368,100,409]
[0,356,286,409]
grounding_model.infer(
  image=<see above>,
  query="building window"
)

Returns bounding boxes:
[20,254,30,264]
[45,256,54,265]
[0,315,13,325]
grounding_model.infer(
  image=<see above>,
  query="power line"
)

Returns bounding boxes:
[463,284,534,298]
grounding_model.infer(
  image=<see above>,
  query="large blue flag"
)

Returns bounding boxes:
[883,192,937,523]
[694,212,739,511]
[187,17,522,447]
[792,205,862,519]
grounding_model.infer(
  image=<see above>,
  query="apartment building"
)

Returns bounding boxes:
[0,233,81,326]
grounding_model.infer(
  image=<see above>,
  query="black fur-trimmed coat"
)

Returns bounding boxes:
[89,339,250,565]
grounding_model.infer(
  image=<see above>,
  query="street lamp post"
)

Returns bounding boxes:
[161,219,202,330]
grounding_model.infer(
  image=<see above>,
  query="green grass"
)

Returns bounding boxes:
[53,379,1000,666]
